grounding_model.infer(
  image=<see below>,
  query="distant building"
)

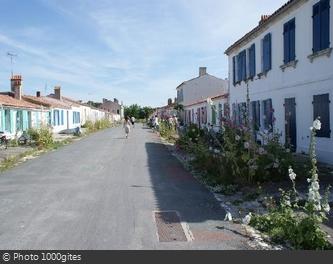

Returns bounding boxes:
[100,98,122,121]
[176,67,229,128]
[155,98,177,119]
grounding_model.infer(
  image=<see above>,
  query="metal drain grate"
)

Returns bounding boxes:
[154,211,188,242]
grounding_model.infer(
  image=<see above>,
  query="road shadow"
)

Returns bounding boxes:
[145,141,227,224]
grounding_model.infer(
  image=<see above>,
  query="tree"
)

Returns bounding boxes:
[124,104,141,119]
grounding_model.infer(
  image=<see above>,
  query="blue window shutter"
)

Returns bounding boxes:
[243,50,247,80]
[232,56,236,85]
[250,44,256,77]
[313,94,331,138]
[262,34,272,72]
[313,3,321,52]
[321,0,330,50]
[284,22,290,63]
[290,19,296,61]
[237,54,241,82]
[267,34,272,70]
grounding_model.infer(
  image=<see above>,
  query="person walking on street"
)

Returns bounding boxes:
[123,116,131,139]
[131,116,136,128]
[154,115,159,132]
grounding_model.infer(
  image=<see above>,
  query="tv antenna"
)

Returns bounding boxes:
[7,52,18,77]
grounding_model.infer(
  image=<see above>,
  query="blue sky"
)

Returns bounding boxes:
[0,0,287,107]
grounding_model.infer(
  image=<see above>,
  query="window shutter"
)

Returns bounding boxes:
[267,34,272,71]
[263,33,272,72]
[290,19,296,61]
[321,0,330,50]
[248,45,255,78]
[313,94,331,138]
[313,3,321,52]
[284,22,290,63]
[232,56,236,85]
[256,101,261,128]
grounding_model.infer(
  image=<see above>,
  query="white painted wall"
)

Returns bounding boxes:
[227,0,333,164]
[177,74,228,106]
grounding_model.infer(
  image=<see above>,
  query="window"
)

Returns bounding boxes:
[284,18,296,63]
[313,0,330,53]
[262,33,272,72]
[212,106,217,125]
[248,44,256,78]
[238,103,247,125]
[177,89,184,102]
[313,94,331,138]
[73,112,80,124]
[218,103,223,126]
[250,101,261,130]
[263,99,273,130]
[53,110,60,126]
[61,110,64,125]
[237,50,247,82]
[48,111,52,125]
[4,109,11,132]
[16,111,23,131]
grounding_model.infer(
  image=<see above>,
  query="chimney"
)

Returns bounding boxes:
[168,98,172,106]
[36,91,41,97]
[114,98,119,104]
[199,67,207,77]
[54,86,61,100]
[103,98,108,104]
[10,75,23,100]
[259,15,270,25]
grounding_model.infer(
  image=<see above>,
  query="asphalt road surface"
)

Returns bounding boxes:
[0,124,252,250]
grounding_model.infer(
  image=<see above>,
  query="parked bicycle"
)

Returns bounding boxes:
[0,131,9,150]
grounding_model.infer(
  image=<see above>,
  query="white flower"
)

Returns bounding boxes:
[307,178,312,183]
[313,119,322,131]
[311,181,320,191]
[214,149,221,154]
[242,213,252,225]
[323,203,331,214]
[244,142,250,149]
[224,212,233,222]
[288,167,297,181]
[206,98,214,106]
[192,129,196,132]
[258,147,265,155]
[235,135,241,141]
[286,148,291,153]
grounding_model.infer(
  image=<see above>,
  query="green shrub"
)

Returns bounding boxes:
[27,127,54,149]
[250,120,332,250]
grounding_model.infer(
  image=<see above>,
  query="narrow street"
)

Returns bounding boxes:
[0,125,251,250]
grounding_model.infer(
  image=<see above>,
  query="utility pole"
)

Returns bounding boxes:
[7,52,18,77]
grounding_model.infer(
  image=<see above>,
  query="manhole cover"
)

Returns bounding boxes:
[154,211,189,242]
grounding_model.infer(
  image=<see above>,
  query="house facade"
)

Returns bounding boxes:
[100,98,122,122]
[176,67,229,128]
[23,91,72,134]
[0,75,48,137]
[225,0,333,164]
[183,94,229,131]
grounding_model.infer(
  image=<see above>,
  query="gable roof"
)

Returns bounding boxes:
[23,95,71,109]
[176,74,227,90]
[0,94,42,109]
[225,0,299,55]
[184,93,229,108]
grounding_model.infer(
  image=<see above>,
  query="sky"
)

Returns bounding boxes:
[0,0,287,107]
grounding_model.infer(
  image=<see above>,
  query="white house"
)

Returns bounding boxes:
[176,67,229,128]
[225,0,333,164]
[24,91,72,134]
[183,94,229,131]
